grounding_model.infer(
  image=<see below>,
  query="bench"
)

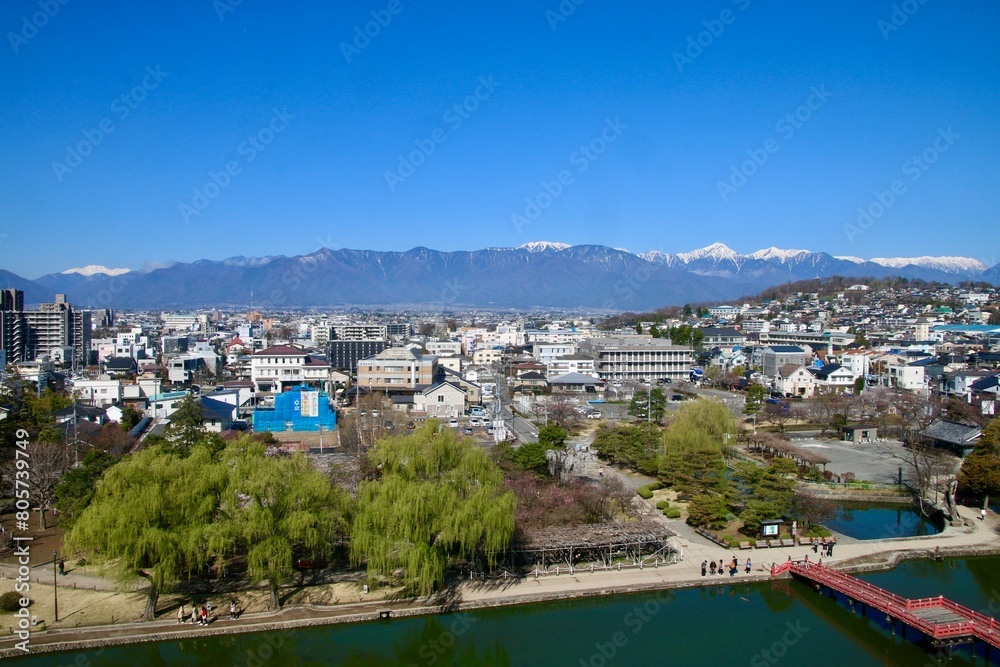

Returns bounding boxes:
[755,540,769,549]
[798,537,812,546]
[780,538,795,547]
[768,539,783,548]
[739,541,752,550]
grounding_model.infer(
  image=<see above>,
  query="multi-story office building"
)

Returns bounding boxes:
[356,347,437,391]
[761,345,808,379]
[327,340,389,372]
[577,338,695,382]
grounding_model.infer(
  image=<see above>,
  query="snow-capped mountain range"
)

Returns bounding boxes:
[4,242,995,310]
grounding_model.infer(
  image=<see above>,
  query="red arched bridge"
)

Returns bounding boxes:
[771,560,1000,649]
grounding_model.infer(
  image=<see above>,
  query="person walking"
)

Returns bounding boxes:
[701,560,707,577]
[177,604,185,624]
[230,600,237,620]
[745,557,751,575]
[982,508,988,522]
[190,607,198,625]
[828,542,834,557]
[710,560,716,575]
[200,606,208,626]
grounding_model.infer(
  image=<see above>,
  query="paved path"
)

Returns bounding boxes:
[6,506,997,657]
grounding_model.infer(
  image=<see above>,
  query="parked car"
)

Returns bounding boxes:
[447,419,459,428]
[470,418,482,426]
[586,411,602,419]
[464,427,474,435]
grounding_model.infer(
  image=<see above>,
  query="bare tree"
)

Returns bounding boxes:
[544,393,583,430]
[2,441,69,530]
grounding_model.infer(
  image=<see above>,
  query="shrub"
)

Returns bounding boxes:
[637,486,653,500]
[0,592,25,613]
[664,508,681,519]
[655,500,669,510]
[648,482,664,492]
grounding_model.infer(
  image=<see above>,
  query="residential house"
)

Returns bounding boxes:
[776,365,816,398]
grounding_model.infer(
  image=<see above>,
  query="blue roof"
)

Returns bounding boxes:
[766,345,805,353]
[149,391,189,402]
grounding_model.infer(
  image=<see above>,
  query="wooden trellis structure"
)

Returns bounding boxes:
[512,521,678,571]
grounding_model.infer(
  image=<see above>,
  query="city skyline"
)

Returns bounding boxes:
[1,1,998,277]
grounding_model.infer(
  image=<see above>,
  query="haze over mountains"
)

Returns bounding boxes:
[6,243,997,311]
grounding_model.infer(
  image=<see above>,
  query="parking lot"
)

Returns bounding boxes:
[785,433,961,485]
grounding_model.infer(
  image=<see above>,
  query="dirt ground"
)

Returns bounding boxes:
[0,575,400,633]
[0,512,65,566]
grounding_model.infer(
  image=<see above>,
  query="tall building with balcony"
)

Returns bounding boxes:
[1,291,89,366]
[577,337,694,382]
[251,344,331,395]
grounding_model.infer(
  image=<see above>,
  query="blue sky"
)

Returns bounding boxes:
[1,0,998,277]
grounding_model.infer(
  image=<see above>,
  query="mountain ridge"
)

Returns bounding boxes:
[3,242,996,310]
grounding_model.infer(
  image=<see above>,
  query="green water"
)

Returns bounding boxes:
[8,558,1000,666]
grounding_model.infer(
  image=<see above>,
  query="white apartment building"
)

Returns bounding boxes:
[251,344,332,395]
[545,354,597,379]
[74,378,123,407]
[577,338,695,382]
[534,343,576,366]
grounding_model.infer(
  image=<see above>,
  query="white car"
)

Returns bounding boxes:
[447,419,459,428]
[586,411,602,419]
[469,418,482,426]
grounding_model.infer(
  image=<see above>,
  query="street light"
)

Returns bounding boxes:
[52,550,58,623]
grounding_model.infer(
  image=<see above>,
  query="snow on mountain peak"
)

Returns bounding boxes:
[518,241,571,252]
[61,265,131,277]
[676,242,739,263]
[868,256,988,274]
[749,247,810,262]
[834,256,865,264]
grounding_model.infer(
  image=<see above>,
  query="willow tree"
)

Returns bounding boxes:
[658,399,736,494]
[66,444,226,620]
[351,423,516,595]
[216,438,351,609]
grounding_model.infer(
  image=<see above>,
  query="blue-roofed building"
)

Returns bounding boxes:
[253,385,336,432]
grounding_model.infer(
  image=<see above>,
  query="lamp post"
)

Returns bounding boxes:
[52,550,58,623]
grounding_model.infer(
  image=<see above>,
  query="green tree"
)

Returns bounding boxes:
[744,385,767,418]
[54,449,117,528]
[649,325,661,338]
[959,421,1000,502]
[165,394,207,453]
[739,499,781,536]
[686,493,728,530]
[635,322,643,335]
[351,424,515,595]
[537,424,568,450]
[119,404,143,433]
[66,444,227,620]
[217,440,351,609]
